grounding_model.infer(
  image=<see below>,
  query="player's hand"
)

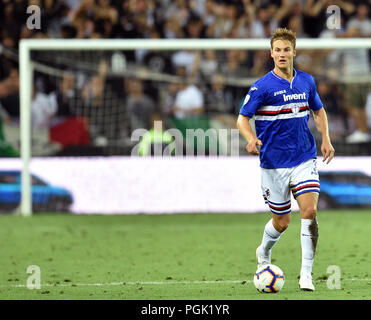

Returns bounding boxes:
[246,138,262,155]
[321,140,335,164]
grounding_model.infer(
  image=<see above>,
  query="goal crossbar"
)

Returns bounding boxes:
[20,37,371,51]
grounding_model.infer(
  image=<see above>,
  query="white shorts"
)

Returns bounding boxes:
[261,159,320,215]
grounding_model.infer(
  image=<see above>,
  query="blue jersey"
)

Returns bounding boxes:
[239,69,323,169]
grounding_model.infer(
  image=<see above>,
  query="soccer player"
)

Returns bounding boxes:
[237,28,335,291]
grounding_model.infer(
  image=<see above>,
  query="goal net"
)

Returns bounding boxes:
[3,38,371,215]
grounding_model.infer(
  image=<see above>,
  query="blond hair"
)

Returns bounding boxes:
[270,28,296,49]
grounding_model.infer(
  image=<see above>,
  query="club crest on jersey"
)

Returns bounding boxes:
[291,105,300,114]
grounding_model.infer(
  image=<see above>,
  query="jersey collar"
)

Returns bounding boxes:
[271,68,297,88]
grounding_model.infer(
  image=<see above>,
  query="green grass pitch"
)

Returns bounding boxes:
[0,209,370,300]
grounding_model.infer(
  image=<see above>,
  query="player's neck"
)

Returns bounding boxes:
[273,66,294,82]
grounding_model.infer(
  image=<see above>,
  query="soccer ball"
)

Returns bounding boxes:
[254,264,285,293]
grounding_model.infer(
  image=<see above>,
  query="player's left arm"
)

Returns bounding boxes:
[312,107,335,164]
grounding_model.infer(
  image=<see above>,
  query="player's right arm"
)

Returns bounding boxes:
[238,83,264,155]
[237,114,262,155]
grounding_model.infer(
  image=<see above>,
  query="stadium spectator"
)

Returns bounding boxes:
[31,86,58,129]
[131,12,153,38]
[163,15,185,39]
[160,80,181,117]
[0,67,20,118]
[286,13,308,38]
[220,50,249,78]
[125,78,156,131]
[93,0,119,25]
[70,0,95,38]
[250,50,272,77]
[184,14,206,38]
[60,24,78,38]
[173,76,204,119]
[206,0,236,38]
[199,0,217,28]
[165,0,190,30]
[1,1,25,44]
[199,49,218,80]
[315,77,348,141]
[171,50,201,78]
[64,0,82,11]
[229,12,251,39]
[342,3,371,143]
[138,113,175,156]
[204,73,238,155]
[205,73,235,115]
[82,60,108,108]
[0,108,19,157]
[249,0,292,38]
[140,29,173,74]
[55,72,77,117]
[295,53,313,74]
[169,74,218,155]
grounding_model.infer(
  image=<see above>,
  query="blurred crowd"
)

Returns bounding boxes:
[1,0,370,41]
[0,0,371,156]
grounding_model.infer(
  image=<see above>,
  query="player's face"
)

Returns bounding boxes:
[270,40,296,70]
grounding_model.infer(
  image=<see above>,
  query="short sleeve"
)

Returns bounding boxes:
[308,76,323,111]
[239,84,264,118]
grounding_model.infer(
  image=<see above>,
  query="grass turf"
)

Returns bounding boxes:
[0,209,370,300]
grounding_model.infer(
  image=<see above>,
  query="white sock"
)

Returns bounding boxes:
[261,219,282,258]
[300,218,319,275]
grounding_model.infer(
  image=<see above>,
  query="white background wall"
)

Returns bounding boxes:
[0,156,370,214]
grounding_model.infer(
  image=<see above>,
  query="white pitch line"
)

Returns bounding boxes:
[2,278,371,289]
[317,278,371,282]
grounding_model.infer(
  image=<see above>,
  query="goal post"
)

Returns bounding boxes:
[18,38,371,216]
[19,40,33,216]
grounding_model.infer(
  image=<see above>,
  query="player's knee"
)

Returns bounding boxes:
[276,221,289,233]
[302,206,317,220]
[273,215,290,233]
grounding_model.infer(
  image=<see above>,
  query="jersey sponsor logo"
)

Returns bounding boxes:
[283,92,306,102]
[274,90,286,96]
